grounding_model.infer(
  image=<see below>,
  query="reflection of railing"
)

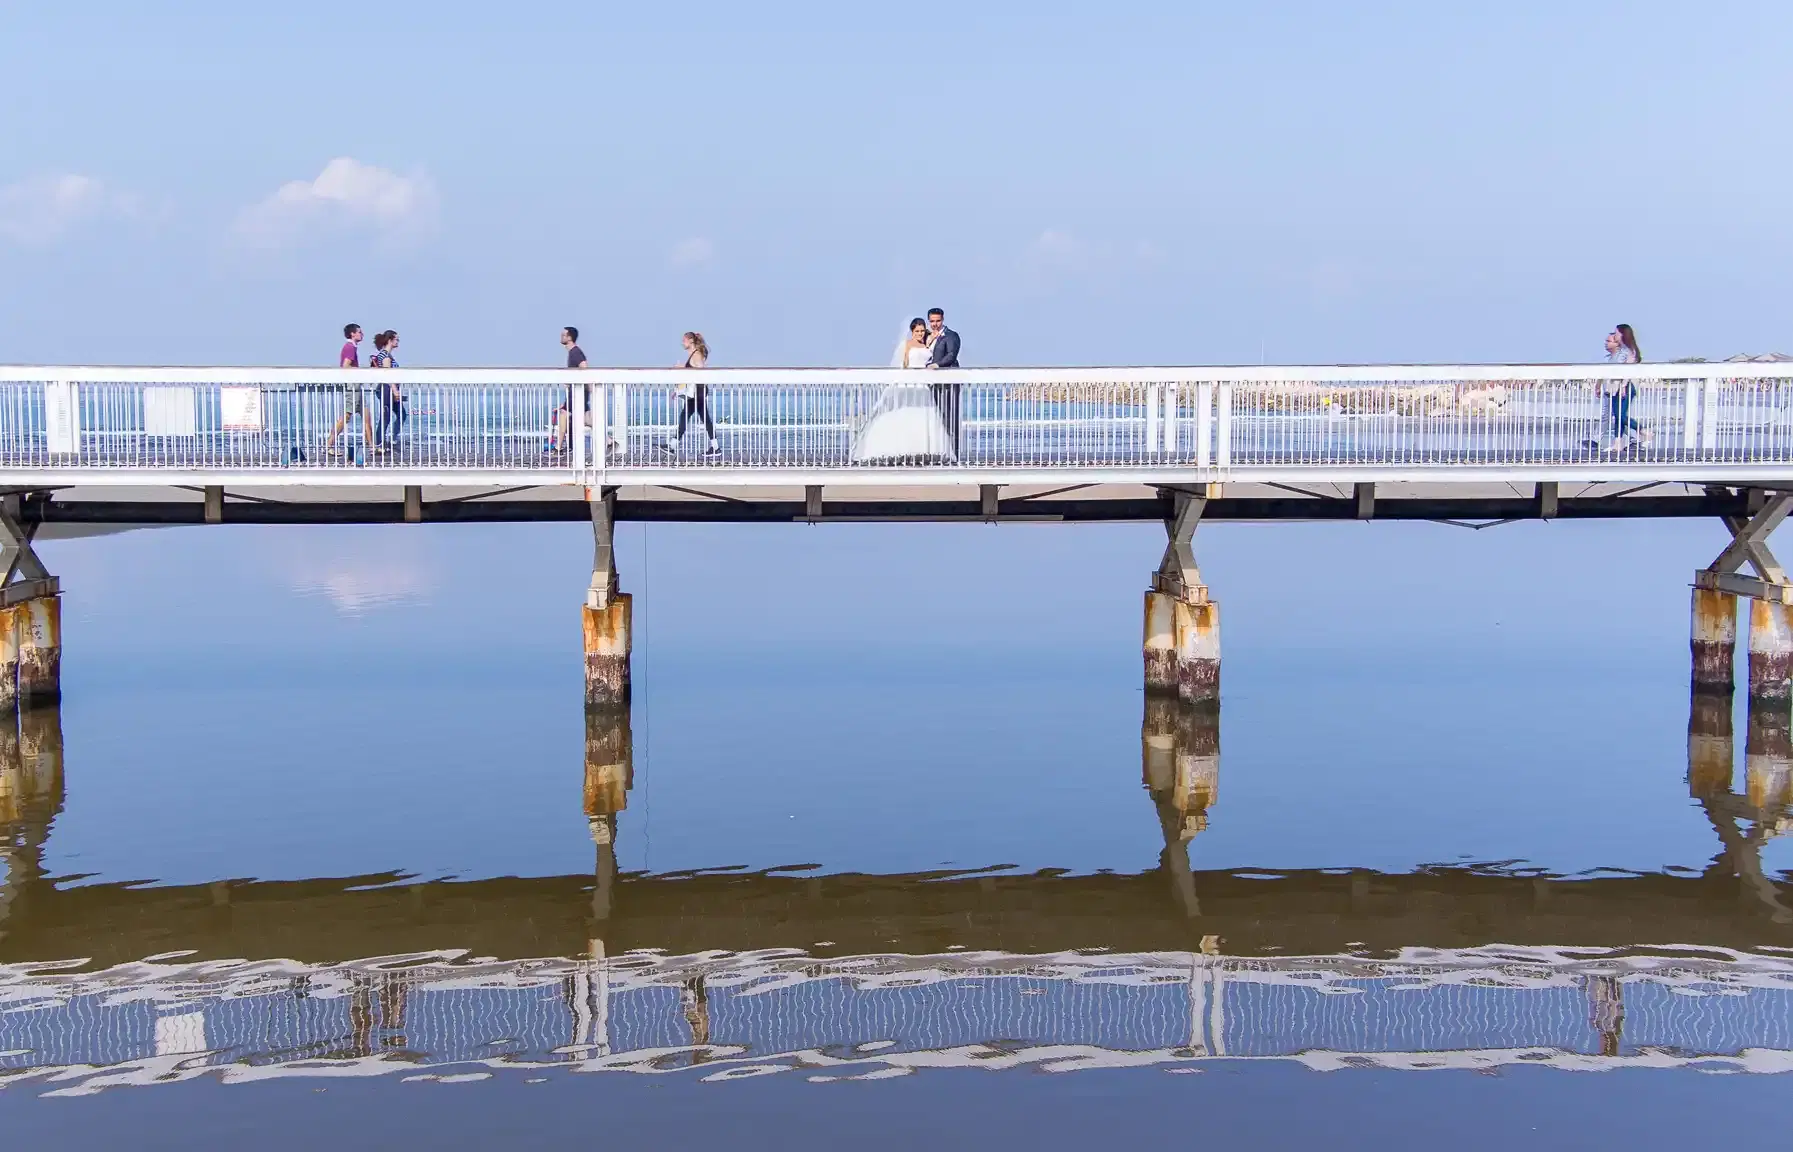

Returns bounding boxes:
[3,946,1793,1093]
[2,364,1793,483]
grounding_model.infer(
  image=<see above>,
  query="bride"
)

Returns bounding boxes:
[849,317,956,462]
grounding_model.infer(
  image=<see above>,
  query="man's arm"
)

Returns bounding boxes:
[938,330,961,367]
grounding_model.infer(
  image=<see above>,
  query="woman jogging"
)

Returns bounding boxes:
[660,331,719,458]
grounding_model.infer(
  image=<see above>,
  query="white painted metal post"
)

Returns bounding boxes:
[1163,383,1179,457]
[573,379,588,475]
[1700,378,1721,456]
[590,381,607,476]
[1215,383,1233,472]
[1196,383,1213,470]
[1682,378,1702,457]
[611,383,629,460]
[1145,384,1162,455]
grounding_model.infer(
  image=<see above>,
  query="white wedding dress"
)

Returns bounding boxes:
[850,342,956,462]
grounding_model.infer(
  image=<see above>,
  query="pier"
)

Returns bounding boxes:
[0,361,1791,711]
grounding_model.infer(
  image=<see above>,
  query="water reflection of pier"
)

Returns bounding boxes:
[4,695,1793,1092]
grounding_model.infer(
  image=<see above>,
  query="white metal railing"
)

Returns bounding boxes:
[0,363,1790,485]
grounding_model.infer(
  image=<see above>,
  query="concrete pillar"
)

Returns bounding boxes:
[1686,689,1735,800]
[585,707,632,922]
[1143,591,1179,694]
[1691,586,1738,694]
[0,606,18,713]
[1749,600,1793,703]
[16,596,59,707]
[1175,599,1221,707]
[582,594,632,709]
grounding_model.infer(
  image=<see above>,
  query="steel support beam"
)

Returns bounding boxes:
[586,487,619,610]
[1153,490,1207,602]
[1697,492,1793,603]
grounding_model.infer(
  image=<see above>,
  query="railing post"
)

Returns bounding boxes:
[1215,383,1233,472]
[1701,377,1721,457]
[611,383,629,461]
[1145,384,1162,458]
[1163,383,1180,457]
[1196,383,1213,470]
[573,378,588,476]
[1683,377,1703,457]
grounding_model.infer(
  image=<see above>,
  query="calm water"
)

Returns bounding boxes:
[2,519,1791,1147]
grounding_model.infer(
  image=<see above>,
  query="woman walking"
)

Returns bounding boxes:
[1601,323,1648,453]
[660,331,719,458]
[370,330,406,450]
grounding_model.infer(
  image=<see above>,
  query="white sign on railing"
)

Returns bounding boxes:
[220,386,264,431]
[44,382,79,455]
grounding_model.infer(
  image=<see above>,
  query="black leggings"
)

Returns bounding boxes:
[675,386,715,441]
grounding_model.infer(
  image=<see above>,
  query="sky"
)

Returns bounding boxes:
[1,3,1790,883]
[3,0,1791,369]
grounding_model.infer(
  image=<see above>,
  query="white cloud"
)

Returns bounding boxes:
[0,174,141,246]
[1030,228,1091,266]
[669,236,715,269]
[234,157,438,251]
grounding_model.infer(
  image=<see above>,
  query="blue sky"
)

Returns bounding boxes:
[3,0,1790,368]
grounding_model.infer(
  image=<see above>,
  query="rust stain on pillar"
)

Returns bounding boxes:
[1175,599,1220,707]
[17,597,60,708]
[582,593,632,709]
[0,605,20,714]
[1142,591,1178,694]
[1748,599,1793,703]
[1690,586,1737,694]
[1686,689,1735,800]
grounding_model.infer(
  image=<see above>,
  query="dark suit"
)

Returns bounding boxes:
[927,325,963,454]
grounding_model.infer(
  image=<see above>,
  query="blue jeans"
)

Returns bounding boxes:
[373,385,405,444]
[1607,387,1638,441]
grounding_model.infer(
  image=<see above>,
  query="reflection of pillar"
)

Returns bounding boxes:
[681,976,711,1063]
[1745,700,1792,809]
[1748,600,1793,703]
[1746,704,1793,813]
[1691,587,1738,695]
[1586,975,1625,1058]
[1687,689,1736,800]
[0,708,61,941]
[1144,698,1219,918]
[585,708,633,922]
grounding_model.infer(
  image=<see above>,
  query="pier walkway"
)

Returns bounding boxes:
[0,362,1790,711]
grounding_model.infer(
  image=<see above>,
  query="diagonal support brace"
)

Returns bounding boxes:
[1696,492,1793,604]
[1712,494,1791,583]
[1153,489,1207,603]
[586,487,619,609]
[0,498,56,606]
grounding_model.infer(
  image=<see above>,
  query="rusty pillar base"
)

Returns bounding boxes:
[15,597,59,708]
[1142,591,1179,694]
[1748,599,1793,703]
[1687,689,1736,800]
[1691,586,1738,695]
[582,594,632,709]
[0,604,19,714]
[1173,598,1220,708]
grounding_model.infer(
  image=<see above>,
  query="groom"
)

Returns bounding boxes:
[925,307,962,453]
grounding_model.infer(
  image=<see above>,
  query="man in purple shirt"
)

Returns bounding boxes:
[325,323,372,457]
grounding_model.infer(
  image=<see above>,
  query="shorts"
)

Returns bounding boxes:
[339,386,365,416]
